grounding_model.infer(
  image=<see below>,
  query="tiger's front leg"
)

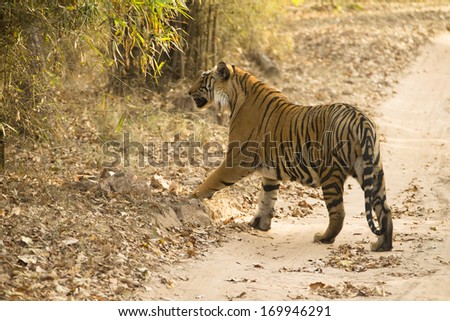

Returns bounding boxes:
[250,178,280,231]
[192,161,254,199]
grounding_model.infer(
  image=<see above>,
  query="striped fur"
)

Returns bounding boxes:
[188,62,393,251]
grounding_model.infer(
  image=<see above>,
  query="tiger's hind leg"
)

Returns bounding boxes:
[250,177,280,231]
[314,170,346,244]
[370,167,393,251]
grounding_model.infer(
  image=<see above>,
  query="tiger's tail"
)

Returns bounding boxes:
[359,120,384,236]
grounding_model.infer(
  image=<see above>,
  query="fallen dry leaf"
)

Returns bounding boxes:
[20,236,33,246]
[17,255,38,265]
[227,291,247,301]
[152,174,171,190]
[226,278,256,283]
[62,238,79,246]
[309,282,327,290]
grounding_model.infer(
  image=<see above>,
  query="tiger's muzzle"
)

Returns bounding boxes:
[193,97,208,108]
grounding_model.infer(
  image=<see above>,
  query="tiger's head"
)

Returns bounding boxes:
[188,61,232,110]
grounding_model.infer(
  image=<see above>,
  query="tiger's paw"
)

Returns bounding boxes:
[191,189,214,200]
[249,215,272,231]
[370,236,393,252]
[313,233,335,244]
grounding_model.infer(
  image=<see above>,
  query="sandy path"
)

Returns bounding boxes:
[143,33,450,301]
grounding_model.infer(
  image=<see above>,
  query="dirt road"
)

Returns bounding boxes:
[142,33,450,301]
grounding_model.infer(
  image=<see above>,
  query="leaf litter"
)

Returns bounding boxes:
[309,281,390,299]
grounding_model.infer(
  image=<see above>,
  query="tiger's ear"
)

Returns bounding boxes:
[214,62,230,80]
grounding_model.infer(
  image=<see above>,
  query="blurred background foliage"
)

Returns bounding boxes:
[0,0,446,141]
[0,0,190,138]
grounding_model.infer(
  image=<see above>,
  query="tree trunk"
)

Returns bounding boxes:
[0,130,4,185]
[251,52,280,76]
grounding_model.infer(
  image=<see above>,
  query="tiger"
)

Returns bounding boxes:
[188,62,393,251]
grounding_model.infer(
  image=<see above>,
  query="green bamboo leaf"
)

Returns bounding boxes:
[115,112,127,133]
[292,0,304,6]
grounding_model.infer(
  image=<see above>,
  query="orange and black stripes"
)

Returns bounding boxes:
[189,62,392,250]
